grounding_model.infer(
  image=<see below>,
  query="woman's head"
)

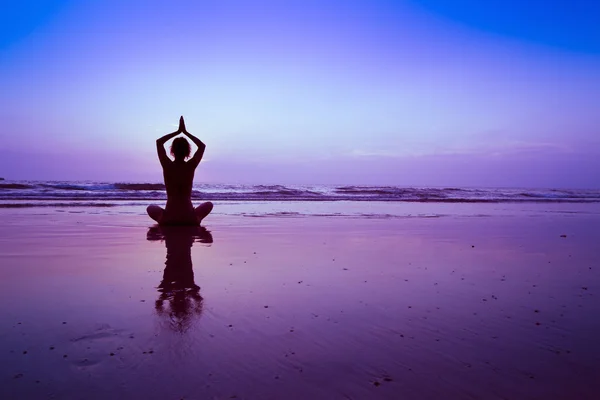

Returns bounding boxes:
[170,137,191,160]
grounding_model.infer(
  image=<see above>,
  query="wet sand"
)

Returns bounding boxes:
[1,204,599,399]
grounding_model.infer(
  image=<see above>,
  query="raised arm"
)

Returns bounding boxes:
[156,128,180,166]
[179,116,206,167]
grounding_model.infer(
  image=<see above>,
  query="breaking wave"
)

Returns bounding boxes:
[0,181,599,203]
[114,183,166,191]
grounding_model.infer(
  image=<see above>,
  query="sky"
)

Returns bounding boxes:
[1,0,599,187]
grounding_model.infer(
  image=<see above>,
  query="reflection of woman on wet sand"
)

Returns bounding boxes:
[147,116,213,226]
[147,225,213,333]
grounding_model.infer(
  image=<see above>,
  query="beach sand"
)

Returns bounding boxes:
[1,203,599,399]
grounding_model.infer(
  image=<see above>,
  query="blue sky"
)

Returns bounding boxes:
[1,0,599,187]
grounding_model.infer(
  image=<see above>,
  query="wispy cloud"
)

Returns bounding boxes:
[346,139,578,160]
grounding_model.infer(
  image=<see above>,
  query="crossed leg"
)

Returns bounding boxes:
[147,202,213,225]
[147,204,164,223]
[195,202,214,224]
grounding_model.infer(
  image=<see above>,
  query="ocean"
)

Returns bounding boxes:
[1,181,599,207]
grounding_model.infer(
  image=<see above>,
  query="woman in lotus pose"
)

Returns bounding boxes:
[147,116,213,225]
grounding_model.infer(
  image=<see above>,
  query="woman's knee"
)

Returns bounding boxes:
[147,205,163,220]
[195,202,213,220]
[196,202,213,211]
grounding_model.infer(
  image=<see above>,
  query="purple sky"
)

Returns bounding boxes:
[1,0,599,187]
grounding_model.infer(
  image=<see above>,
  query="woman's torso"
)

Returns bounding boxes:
[161,161,198,224]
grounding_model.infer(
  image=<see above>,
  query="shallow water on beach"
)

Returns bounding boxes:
[1,203,599,399]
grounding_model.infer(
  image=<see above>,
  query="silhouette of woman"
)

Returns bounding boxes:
[147,225,213,332]
[147,116,213,225]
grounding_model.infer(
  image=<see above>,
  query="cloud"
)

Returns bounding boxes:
[345,139,577,160]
